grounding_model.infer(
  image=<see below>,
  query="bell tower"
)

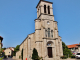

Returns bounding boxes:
[35,0,63,60]
[36,0,54,19]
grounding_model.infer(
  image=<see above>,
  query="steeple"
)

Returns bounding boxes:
[36,0,53,18]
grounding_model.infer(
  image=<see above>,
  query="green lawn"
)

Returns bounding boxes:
[0,57,4,60]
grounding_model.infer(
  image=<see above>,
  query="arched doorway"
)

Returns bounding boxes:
[47,41,53,58]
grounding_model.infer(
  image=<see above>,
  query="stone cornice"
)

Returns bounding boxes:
[42,19,53,21]
[53,21,58,23]
[35,41,43,43]
[38,13,54,19]
[35,29,41,31]
[42,37,58,40]
[34,19,41,21]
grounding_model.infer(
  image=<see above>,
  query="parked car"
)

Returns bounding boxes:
[76,52,80,59]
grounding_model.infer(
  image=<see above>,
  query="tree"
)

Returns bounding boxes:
[13,45,20,56]
[62,42,72,57]
[32,48,39,60]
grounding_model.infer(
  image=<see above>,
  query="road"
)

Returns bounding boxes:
[2,58,14,60]
[61,59,80,60]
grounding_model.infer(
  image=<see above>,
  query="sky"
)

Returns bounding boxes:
[0,0,80,48]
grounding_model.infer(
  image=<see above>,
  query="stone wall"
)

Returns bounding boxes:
[16,51,21,59]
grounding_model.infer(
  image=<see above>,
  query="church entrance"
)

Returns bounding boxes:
[47,47,52,58]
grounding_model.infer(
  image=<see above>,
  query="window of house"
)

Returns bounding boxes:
[48,28,50,37]
[51,30,53,37]
[44,5,46,13]
[48,6,50,14]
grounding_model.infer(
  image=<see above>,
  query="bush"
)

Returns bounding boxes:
[62,42,72,58]
[71,55,75,58]
[61,55,67,59]
[32,48,38,60]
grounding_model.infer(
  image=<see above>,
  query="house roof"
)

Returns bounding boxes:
[67,44,78,48]
[0,36,3,41]
[77,43,80,46]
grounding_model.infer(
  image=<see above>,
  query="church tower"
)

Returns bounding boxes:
[35,0,63,60]
[16,0,63,60]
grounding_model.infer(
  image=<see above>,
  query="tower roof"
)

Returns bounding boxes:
[36,0,53,8]
[0,36,3,41]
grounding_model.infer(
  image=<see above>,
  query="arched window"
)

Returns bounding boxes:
[47,41,53,46]
[51,30,53,37]
[44,5,46,13]
[45,30,47,37]
[48,28,50,37]
[48,6,50,14]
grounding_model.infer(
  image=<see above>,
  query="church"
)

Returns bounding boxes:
[16,0,63,60]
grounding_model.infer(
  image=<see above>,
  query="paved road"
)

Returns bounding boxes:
[2,58,15,60]
[61,59,80,60]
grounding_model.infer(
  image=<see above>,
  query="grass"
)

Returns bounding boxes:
[0,57,4,60]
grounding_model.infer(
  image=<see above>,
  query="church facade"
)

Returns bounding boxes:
[16,0,63,60]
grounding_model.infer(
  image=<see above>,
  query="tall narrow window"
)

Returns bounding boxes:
[51,30,53,37]
[45,30,47,37]
[44,5,46,13]
[48,28,50,37]
[48,6,50,14]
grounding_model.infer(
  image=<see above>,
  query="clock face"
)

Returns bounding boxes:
[47,21,50,24]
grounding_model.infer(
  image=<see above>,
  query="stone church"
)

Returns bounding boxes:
[16,0,63,60]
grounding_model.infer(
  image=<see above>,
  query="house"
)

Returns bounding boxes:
[4,47,14,58]
[67,44,79,55]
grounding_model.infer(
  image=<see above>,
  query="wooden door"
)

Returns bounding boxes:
[47,47,52,58]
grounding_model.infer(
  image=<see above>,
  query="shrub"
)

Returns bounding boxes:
[61,55,67,59]
[32,48,38,60]
[71,55,75,58]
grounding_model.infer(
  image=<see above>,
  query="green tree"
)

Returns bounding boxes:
[62,42,72,57]
[32,48,39,60]
[13,45,20,56]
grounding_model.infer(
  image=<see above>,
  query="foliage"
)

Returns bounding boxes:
[71,55,75,58]
[2,48,6,50]
[19,56,21,59]
[13,45,20,56]
[60,55,67,59]
[0,57,4,60]
[32,48,39,60]
[21,49,23,60]
[62,42,72,58]
[14,45,20,52]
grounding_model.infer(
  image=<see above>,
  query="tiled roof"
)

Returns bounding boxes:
[67,44,78,48]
